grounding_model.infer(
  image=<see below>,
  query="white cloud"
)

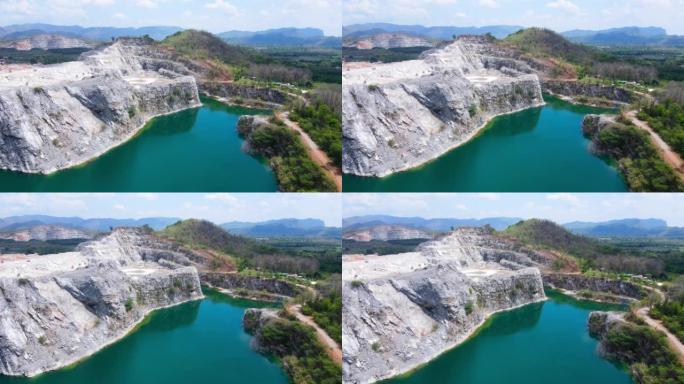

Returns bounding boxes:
[114,204,125,211]
[546,0,580,14]
[205,0,238,16]
[546,193,580,204]
[136,193,158,201]
[477,193,500,201]
[136,0,157,8]
[478,0,499,8]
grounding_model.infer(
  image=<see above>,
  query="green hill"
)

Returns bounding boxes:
[502,219,613,259]
[503,27,597,64]
[159,219,267,258]
[161,29,256,67]
[502,219,666,276]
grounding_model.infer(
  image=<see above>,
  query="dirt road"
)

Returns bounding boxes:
[626,110,684,179]
[287,304,342,365]
[275,111,342,191]
[636,306,684,365]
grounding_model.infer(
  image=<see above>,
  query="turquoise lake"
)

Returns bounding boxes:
[344,96,628,192]
[0,97,278,192]
[0,289,287,384]
[384,290,632,384]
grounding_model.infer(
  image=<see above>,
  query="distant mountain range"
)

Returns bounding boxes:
[342,215,684,238]
[0,215,180,232]
[342,23,523,40]
[561,26,684,47]
[220,218,341,238]
[342,215,522,231]
[0,24,340,48]
[218,27,341,48]
[0,215,339,238]
[0,23,182,41]
[563,219,684,238]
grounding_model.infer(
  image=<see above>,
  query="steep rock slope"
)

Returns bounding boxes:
[343,224,432,241]
[0,38,201,174]
[343,36,544,177]
[0,227,203,377]
[342,228,545,383]
[0,224,94,241]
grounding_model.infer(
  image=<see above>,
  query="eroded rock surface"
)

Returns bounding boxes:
[343,224,432,242]
[0,38,201,174]
[0,224,94,241]
[342,36,544,177]
[0,227,203,377]
[342,227,545,383]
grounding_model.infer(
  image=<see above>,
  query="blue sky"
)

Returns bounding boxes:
[344,0,684,35]
[343,193,684,226]
[0,193,341,226]
[0,0,342,35]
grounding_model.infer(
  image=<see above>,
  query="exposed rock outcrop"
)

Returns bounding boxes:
[0,227,203,377]
[0,38,201,174]
[587,311,632,360]
[343,224,433,242]
[543,80,634,104]
[0,34,96,51]
[343,36,544,177]
[200,271,300,298]
[342,227,546,383]
[200,81,288,106]
[543,273,645,299]
[0,224,94,241]
[343,33,436,49]
[243,308,282,350]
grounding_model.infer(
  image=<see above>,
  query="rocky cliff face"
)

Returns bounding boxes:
[200,271,300,298]
[0,227,203,377]
[0,34,96,50]
[543,80,634,104]
[543,273,645,299]
[200,81,288,105]
[342,227,546,383]
[343,224,432,242]
[0,224,94,241]
[0,38,201,174]
[344,33,436,49]
[343,36,544,177]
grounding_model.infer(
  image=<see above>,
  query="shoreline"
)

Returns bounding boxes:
[16,294,205,379]
[3,99,202,176]
[348,100,546,179]
[365,295,549,384]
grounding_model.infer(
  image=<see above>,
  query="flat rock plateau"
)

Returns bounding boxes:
[0,38,201,174]
[0,227,203,377]
[342,35,544,177]
[342,228,546,383]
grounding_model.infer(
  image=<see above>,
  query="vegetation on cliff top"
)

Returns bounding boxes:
[241,118,336,192]
[650,277,684,343]
[301,275,342,344]
[590,119,684,192]
[590,315,684,384]
[246,312,341,384]
[638,87,684,159]
[289,84,342,168]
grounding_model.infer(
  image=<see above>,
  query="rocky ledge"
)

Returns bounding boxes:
[0,38,201,174]
[0,227,203,377]
[342,227,546,383]
[342,35,544,177]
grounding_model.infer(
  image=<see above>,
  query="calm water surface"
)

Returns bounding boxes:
[384,290,632,384]
[0,97,277,191]
[344,96,628,192]
[0,289,287,384]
